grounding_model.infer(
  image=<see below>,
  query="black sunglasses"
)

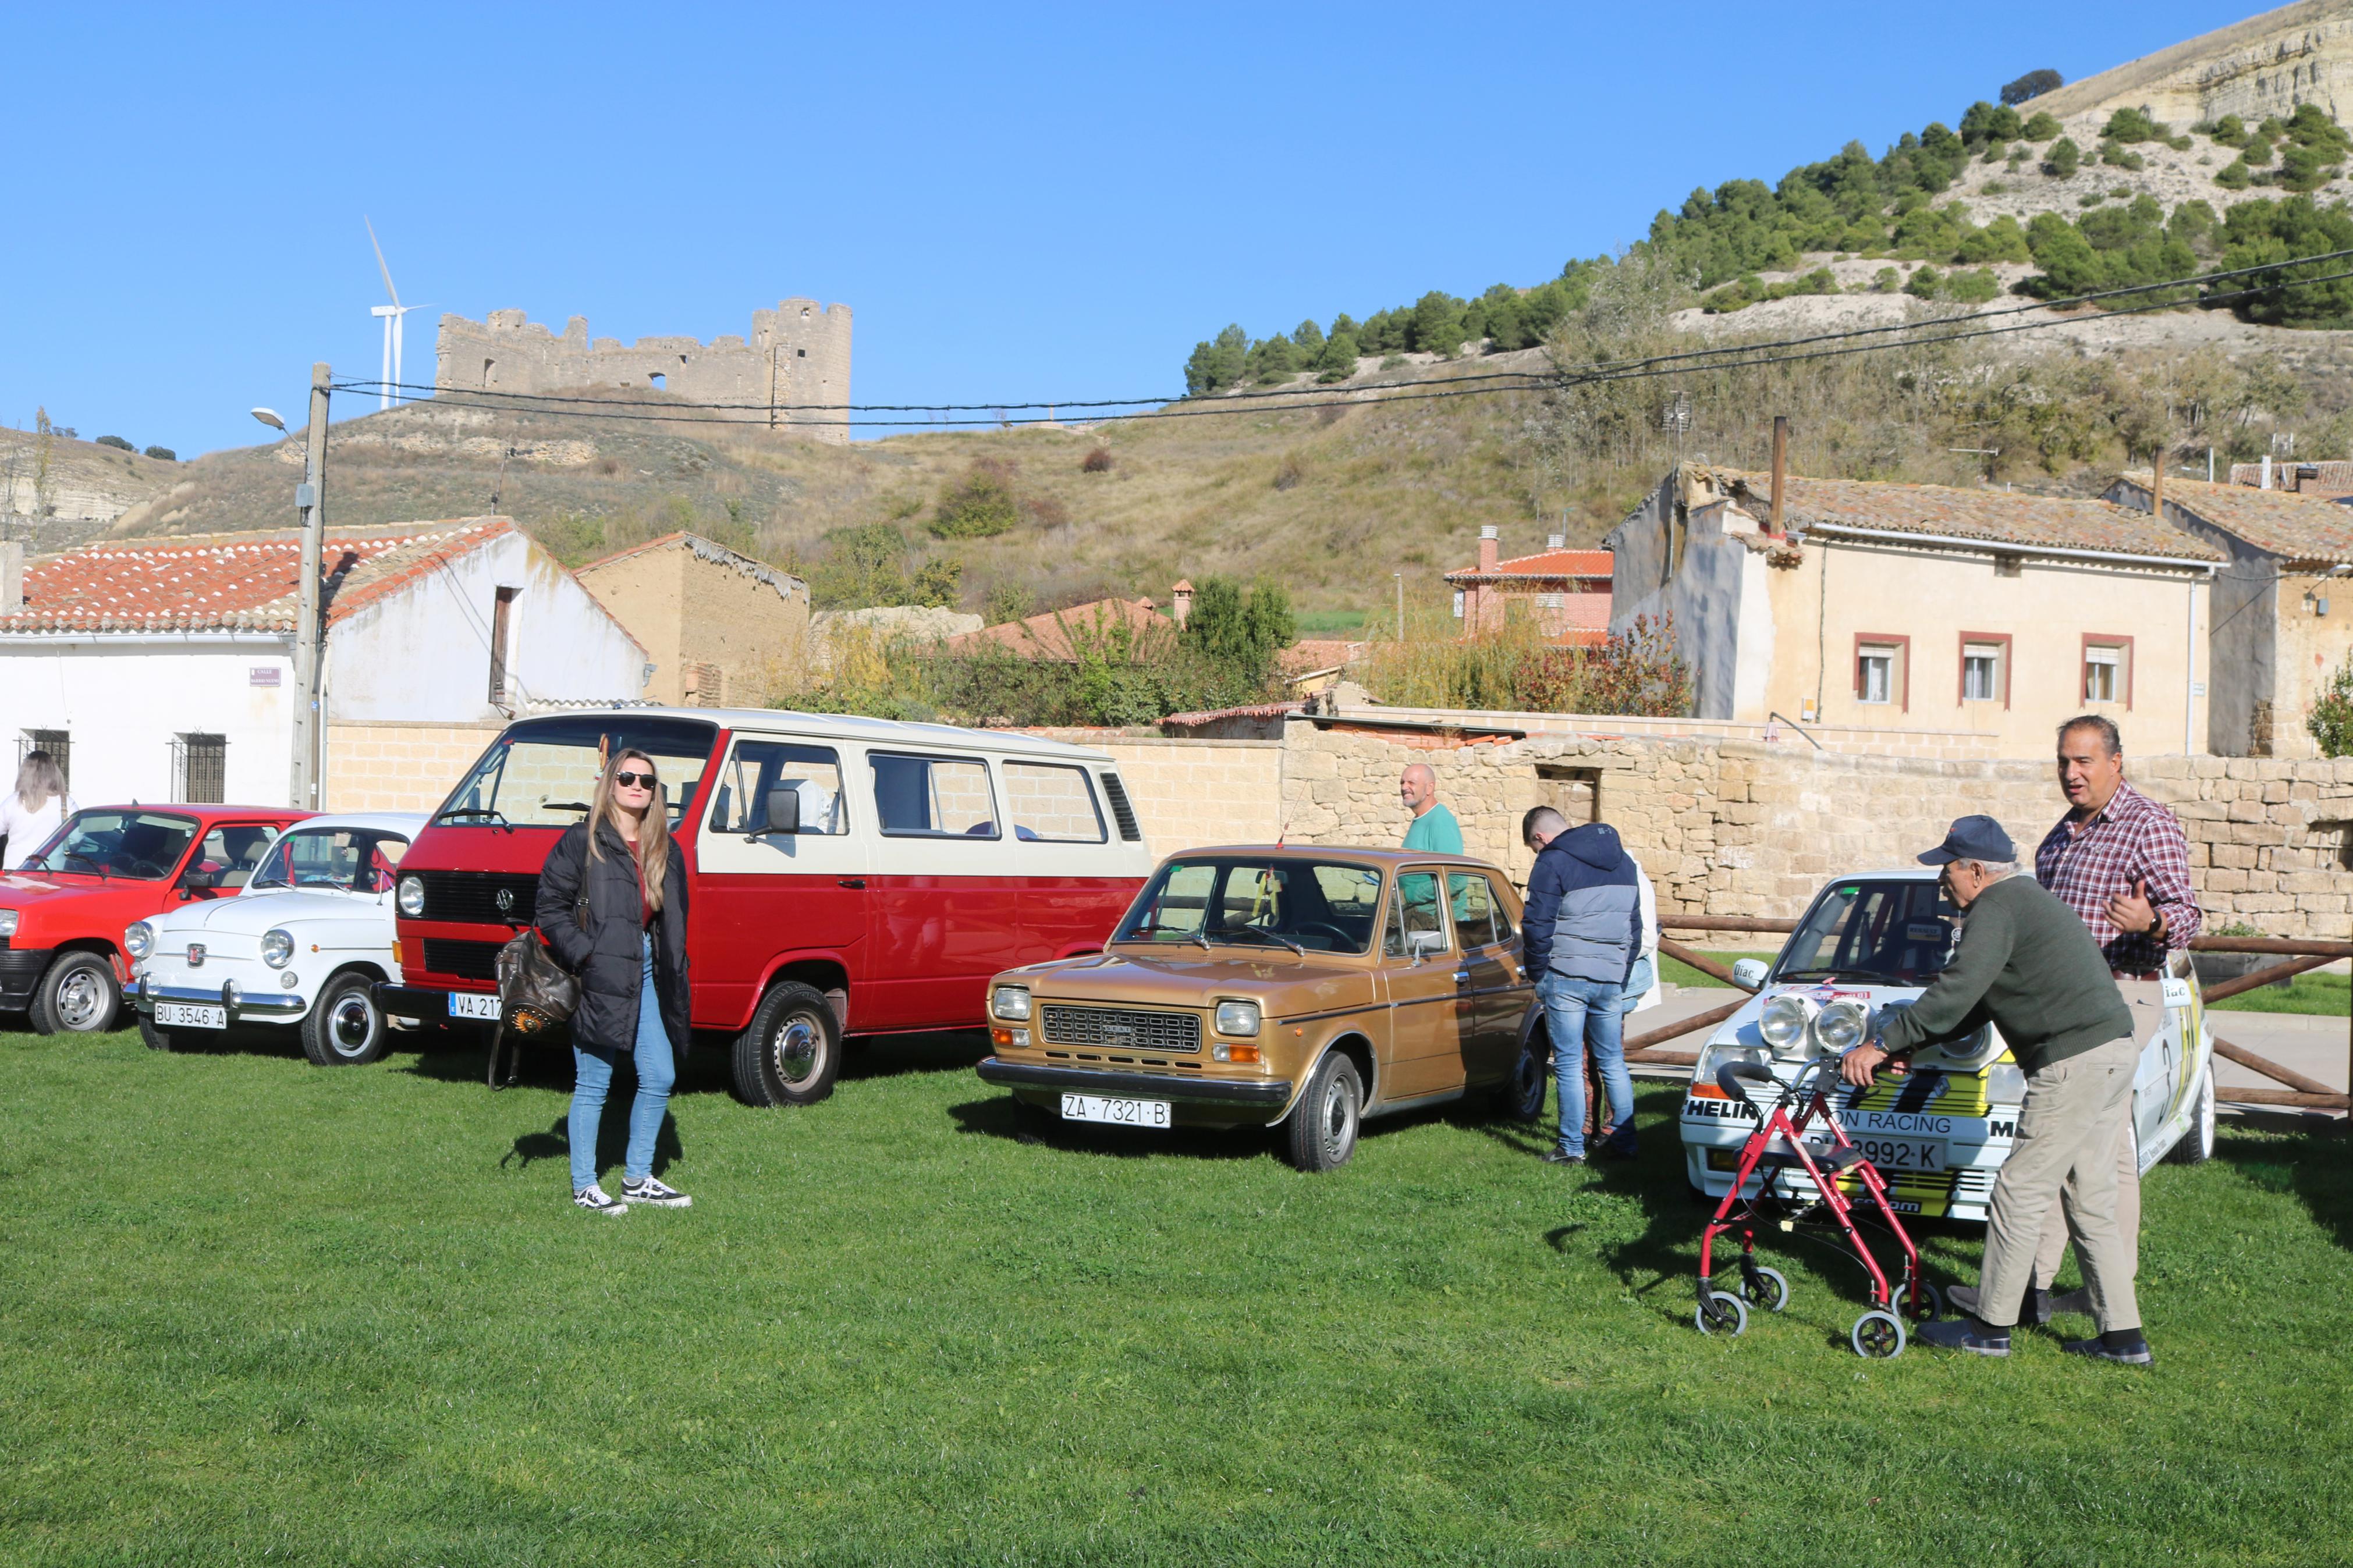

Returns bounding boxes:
[612,769,659,788]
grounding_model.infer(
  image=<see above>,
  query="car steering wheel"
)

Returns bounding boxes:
[126,858,168,879]
[1296,920,1353,948]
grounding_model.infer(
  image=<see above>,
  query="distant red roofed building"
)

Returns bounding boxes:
[1444,526,1613,640]
[947,595,1176,663]
[0,518,646,807]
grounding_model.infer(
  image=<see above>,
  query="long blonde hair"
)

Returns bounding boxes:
[586,747,670,914]
[15,751,64,812]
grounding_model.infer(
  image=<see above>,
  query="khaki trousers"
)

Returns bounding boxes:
[1977,1034,2141,1334]
[2029,977,2158,1289]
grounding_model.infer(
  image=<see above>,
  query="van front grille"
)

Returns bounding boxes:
[413,871,540,925]
[1040,1004,1200,1054]
[421,939,503,982]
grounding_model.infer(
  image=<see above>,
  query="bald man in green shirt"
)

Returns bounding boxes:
[1400,763,1463,853]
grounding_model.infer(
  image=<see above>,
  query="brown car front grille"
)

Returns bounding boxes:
[1040,1004,1201,1055]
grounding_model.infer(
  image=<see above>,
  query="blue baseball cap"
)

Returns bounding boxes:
[1918,814,2015,866]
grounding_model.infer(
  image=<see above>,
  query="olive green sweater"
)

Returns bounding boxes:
[1877,876,2134,1072]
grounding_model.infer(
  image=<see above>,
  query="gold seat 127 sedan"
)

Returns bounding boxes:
[974,845,1545,1171]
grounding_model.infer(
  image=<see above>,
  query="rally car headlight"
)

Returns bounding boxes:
[261,929,294,968]
[125,920,153,960]
[1814,999,1868,1054]
[991,984,1031,1021]
[1759,993,1813,1055]
[397,876,425,918]
[1697,1041,1768,1080]
[1215,1000,1261,1037]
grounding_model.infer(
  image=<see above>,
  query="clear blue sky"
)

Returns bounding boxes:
[2,1,2262,457]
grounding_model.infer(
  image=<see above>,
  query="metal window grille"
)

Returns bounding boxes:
[172,734,228,803]
[19,730,68,792]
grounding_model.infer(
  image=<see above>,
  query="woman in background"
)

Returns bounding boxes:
[0,751,74,871]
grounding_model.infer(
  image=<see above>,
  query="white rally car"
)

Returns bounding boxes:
[1681,867,2217,1221]
[127,813,426,1065]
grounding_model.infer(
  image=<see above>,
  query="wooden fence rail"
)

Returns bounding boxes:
[1630,915,2351,1111]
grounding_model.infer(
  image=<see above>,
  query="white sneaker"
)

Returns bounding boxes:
[623,1176,693,1209]
[573,1184,629,1217]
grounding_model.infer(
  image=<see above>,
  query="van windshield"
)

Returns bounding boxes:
[437,717,717,829]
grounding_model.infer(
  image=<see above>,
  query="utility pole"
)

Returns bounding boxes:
[291,364,329,810]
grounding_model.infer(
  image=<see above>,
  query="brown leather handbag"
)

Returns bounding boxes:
[487,895,588,1089]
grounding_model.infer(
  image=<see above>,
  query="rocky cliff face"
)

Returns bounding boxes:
[2034,0,2353,127]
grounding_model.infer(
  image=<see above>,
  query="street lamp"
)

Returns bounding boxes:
[251,408,288,435]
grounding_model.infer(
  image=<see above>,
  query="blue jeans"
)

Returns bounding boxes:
[1619,955,1656,1014]
[568,933,676,1192]
[1539,972,1635,1157]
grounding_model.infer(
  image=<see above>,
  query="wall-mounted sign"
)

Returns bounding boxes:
[250,667,282,687]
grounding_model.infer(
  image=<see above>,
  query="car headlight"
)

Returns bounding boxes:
[991,984,1031,1021]
[397,876,424,918]
[125,920,153,959]
[1697,1040,1768,1080]
[261,929,294,968]
[1758,993,1813,1055]
[1814,1000,1868,1054]
[0,908,17,937]
[1215,1000,1261,1037]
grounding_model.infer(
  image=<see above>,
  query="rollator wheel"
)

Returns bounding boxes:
[1696,1290,1749,1337]
[1901,1279,1944,1322]
[1851,1309,1907,1360]
[1740,1265,1789,1314]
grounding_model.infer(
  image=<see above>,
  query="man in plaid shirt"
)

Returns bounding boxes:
[1960,713,2198,1331]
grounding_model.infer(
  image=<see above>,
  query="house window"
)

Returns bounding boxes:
[1959,634,2010,707]
[175,734,227,803]
[489,586,517,702]
[1451,589,1465,618]
[1854,636,1908,710]
[20,730,69,792]
[2084,637,2132,707]
[1535,592,1566,609]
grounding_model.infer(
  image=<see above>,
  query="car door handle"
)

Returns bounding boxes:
[838,878,867,889]
[1453,970,1472,986]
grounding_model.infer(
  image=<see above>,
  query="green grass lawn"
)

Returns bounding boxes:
[2210,969,2353,1017]
[1658,950,1777,989]
[4,1025,2350,1565]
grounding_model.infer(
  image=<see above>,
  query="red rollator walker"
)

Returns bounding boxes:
[1697,1054,1941,1359]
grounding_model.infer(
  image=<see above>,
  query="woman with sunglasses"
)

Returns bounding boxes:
[535,748,694,1215]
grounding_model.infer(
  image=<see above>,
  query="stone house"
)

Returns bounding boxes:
[2111,473,2353,756]
[0,518,645,807]
[574,532,810,707]
[1606,464,2224,757]
[1445,526,1612,641]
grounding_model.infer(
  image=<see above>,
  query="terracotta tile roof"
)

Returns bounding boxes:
[0,518,517,634]
[946,597,1174,662]
[1162,700,1304,727]
[2116,474,2353,567]
[1698,466,2222,563]
[2226,460,2353,498]
[1445,547,1614,583]
[1277,637,1366,675]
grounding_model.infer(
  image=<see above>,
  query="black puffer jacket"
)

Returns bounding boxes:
[535,820,691,1055]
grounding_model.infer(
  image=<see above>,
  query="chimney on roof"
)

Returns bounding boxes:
[1171,578,1193,630]
[0,542,20,614]
[1478,525,1499,573]
[1546,532,1566,550]
[1768,415,1788,537]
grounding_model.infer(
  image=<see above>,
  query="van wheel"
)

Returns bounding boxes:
[302,972,389,1066]
[1286,1050,1362,1173]
[30,951,119,1035]
[734,982,842,1107]
[2166,1064,2216,1164]
[1491,1016,1548,1122]
[137,1014,176,1052]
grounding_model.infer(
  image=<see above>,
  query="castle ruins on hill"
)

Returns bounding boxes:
[433,298,853,445]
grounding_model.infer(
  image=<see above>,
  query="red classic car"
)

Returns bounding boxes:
[0,804,310,1034]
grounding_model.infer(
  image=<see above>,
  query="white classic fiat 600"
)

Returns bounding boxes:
[1681,867,2217,1221]
[127,813,426,1064]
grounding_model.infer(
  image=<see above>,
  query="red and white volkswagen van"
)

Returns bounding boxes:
[376,707,1155,1104]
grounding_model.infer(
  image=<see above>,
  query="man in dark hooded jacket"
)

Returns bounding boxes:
[1520,807,1642,1164]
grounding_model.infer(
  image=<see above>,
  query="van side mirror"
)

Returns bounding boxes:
[760,785,801,837]
[1731,958,1770,989]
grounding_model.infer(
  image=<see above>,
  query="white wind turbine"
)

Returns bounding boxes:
[365,218,430,410]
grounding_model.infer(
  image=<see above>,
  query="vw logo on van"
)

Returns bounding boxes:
[186,943,206,968]
[494,888,516,915]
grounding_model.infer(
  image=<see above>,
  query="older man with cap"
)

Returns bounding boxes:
[1838,815,2152,1366]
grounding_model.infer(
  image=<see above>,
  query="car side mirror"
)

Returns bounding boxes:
[182,869,218,894]
[1407,930,1446,962]
[760,785,801,837]
[1731,958,1770,989]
